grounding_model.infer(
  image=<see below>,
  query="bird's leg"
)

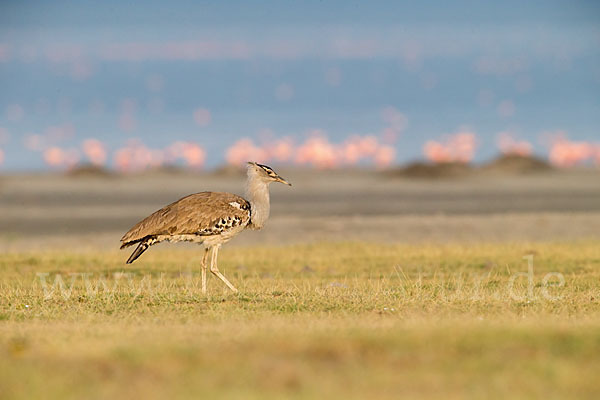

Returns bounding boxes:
[201,247,209,295]
[209,245,238,293]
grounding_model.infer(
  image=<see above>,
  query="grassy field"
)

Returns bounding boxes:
[1,241,600,399]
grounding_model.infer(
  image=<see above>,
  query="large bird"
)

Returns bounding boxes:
[120,162,291,293]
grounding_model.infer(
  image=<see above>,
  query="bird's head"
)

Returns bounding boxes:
[247,162,292,186]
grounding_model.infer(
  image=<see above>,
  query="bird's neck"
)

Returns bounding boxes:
[245,174,270,230]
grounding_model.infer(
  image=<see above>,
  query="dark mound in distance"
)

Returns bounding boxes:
[211,164,245,177]
[392,161,473,179]
[66,164,114,178]
[481,154,553,174]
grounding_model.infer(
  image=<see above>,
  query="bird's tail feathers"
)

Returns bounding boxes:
[126,242,149,264]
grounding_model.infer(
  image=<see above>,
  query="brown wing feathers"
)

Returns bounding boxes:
[120,192,251,251]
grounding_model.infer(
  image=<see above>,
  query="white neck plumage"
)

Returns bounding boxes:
[245,168,270,230]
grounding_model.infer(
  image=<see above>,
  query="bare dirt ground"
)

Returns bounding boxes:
[1,168,599,250]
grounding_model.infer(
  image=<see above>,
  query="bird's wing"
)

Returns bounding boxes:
[120,192,251,247]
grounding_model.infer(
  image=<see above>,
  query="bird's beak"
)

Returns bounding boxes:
[275,175,292,186]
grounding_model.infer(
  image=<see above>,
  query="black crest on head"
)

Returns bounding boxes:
[256,163,275,174]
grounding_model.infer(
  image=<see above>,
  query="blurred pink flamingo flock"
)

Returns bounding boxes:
[1,126,599,171]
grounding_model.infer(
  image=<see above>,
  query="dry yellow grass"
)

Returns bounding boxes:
[1,241,600,399]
